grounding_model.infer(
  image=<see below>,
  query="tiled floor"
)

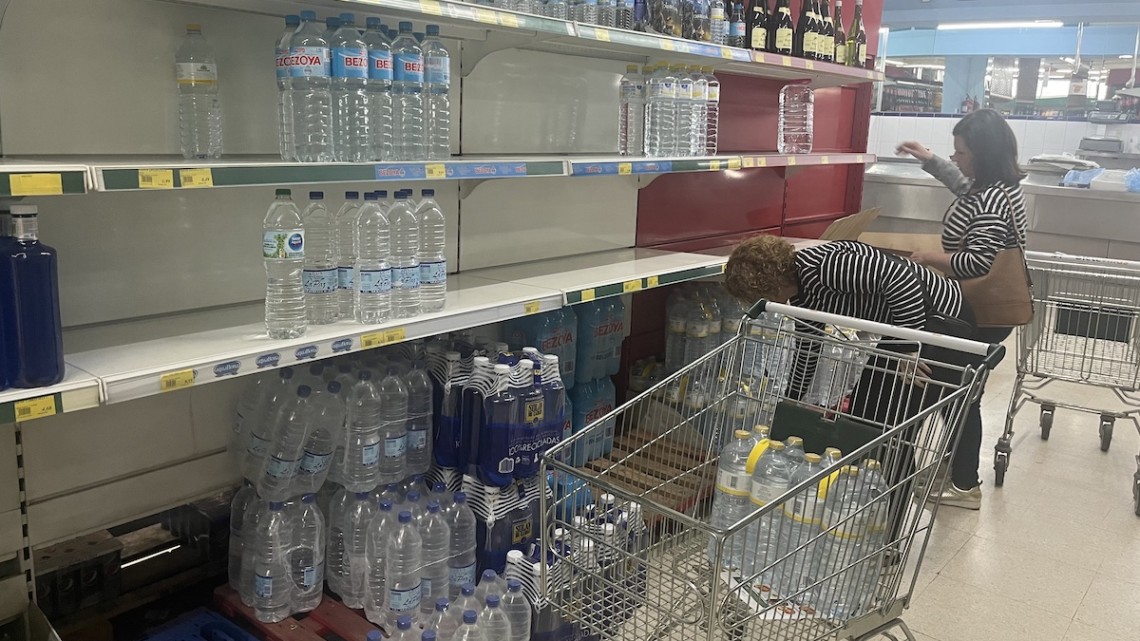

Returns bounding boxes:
[878,340,1140,641]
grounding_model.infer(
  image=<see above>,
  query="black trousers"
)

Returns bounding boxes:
[949,325,1012,489]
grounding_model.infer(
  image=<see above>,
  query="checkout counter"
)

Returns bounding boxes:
[862,159,1140,261]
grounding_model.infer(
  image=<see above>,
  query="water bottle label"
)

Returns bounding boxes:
[388,583,422,613]
[449,562,476,588]
[369,49,394,81]
[730,21,745,37]
[338,266,355,290]
[408,429,427,451]
[394,52,425,83]
[264,229,305,260]
[425,56,450,85]
[420,577,432,599]
[302,560,325,588]
[176,62,217,86]
[385,434,408,458]
[333,46,369,78]
[676,79,693,99]
[525,399,545,425]
[300,449,333,475]
[254,572,274,598]
[782,492,821,526]
[691,84,707,101]
[362,442,381,466]
[650,81,675,100]
[716,471,750,497]
[750,479,785,507]
[708,84,721,101]
[710,7,725,20]
[393,265,420,290]
[289,46,331,78]
[358,268,392,294]
[246,431,270,459]
[303,268,339,294]
[265,454,301,479]
[419,261,447,285]
[275,47,290,79]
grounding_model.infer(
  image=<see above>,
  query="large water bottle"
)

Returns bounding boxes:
[365,499,397,624]
[540,354,567,460]
[343,371,383,492]
[416,190,447,313]
[665,290,688,374]
[776,453,824,602]
[389,192,421,318]
[702,67,720,154]
[239,501,267,605]
[478,365,520,487]
[688,66,708,156]
[256,385,312,502]
[176,24,222,159]
[289,493,326,613]
[501,579,531,641]
[682,303,714,363]
[708,430,754,570]
[604,297,624,376]
[392,22,425,160]
[556,308,578,388]
[709,0,727,43]
[333,192,361,318]
[420,500,452,615]
[446,492,478,598]
[290,11,334,162]
[362,18,394,161]
[301,192,339,324]
[778,85,814,154]
[392,616,418,641]
[355,192,392,323]
[232,373,274,469]
[423,26,452,160]
[455,611,486,641]
[264,189,307,339]
[406,362,434,476]
[426,598,459,641]
[672,65,694,157]
[644,64,676,158]
[325,487,352,597]
[479,595,513,641]
[323,16,341,42]
[618,65,645,157]
[228,481,256,591]
[276,15,300,160]
[378,367,410,484]
[448,584,481,631]
[331,14,371,162]
[744,441,791,595]
[250,501,293,623]
[343,491,378,608]
[243,368,295,479]
[387,510,424,625]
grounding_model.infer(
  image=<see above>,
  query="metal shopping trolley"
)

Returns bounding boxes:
[994,251,1140,513]
[539,301,1001,641]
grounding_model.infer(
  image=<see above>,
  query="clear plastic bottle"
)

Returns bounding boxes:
[427,597,459,641]
[672,65,694,157]
[709,0,727,43]
[744,441,791,593]
[406,362,434,476]
[232,373,272,469]
[420,500,453,615]
[378,367,410,484]
[500,579,531,641]
[476,569,508,604]
[334,191,361,319]
[417,190,447,313]
[242,368,295,479]
[423,25,452,160]
[354,192,392,324]
[342,371,383,492]
[618,65,645,157]
[708,430,754,570]
[228,481,256,591]
[330,13,371,162]
[784,436,806,466]
[776,452,824,602]
[365,498,397,624]
[343,491,378,608]
[455,611,486,641]
[176,24,222,159]
[362,18,394,161]
[644,64,677,158]
[446,492,479,598]
[778,85,814,154]
[289,493,326,612]
[392,22,426,160]
[276,15,300,160]
[239,500,267,605]
[703,67,720,155]
[324,16,341,42]
[479,595,512,641]
[682,302,714,364]
[392,616,418,641]
[264,189,307,339]
[687,65,708,156]
[389,192,421,318]
[290,11,334,162]
[256,384,312,502]
[387,510,425,626]
[325,487,351,597]
[301,192,339,324]
[251,501,293,623]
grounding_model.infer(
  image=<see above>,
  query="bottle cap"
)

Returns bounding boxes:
[787,436,804,446]
[453,491,467,503]
[463,611,478,624]
[366,17,381,28]
[399,21,413,32]
[275,188,291,197]
[427,500,441,512]
[339,12,355,23]
[326,17,340,27]
[309,191,324,200]
[379,498,394,510]
[268,501,286,510]
[366,631,383,641]
[397,615,412,630]
[769,441,785,450]
[422,189,435,197]
[433,482,447,492]
[507,549,524,560]
[9,204,36,216]
[486,594,500,608]
[735,430,751,439]
[377,190,389,198]
[327,380,341,394]
[280,367,294,379]
[406,490,421,502]
[399,510,412,523]
[297,385,312,397]
[507,578,522,592]
[481,569,498,582]
[301,493,316,503]
[395,191,407,199]
[300,10,317,21]
[358,370,372,380]
[356,491,371,500]
[436,597,450,611]
[422,632,437,641]
[427,24,441,36]
[461,582,476,596]
[285,15,301,26]
[345,191,360,199]
[805,453,822,463]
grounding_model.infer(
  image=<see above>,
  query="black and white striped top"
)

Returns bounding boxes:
[923,156,1029,279]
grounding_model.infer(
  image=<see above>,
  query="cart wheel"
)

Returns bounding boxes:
[1039,407,1054,440]
[1099,419,1114,452]
[994,453,1008,487]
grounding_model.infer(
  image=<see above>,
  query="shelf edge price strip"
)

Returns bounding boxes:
[160,368,197,392]
[524,300,542,315]
[362,327,408,349]
[180,168,214,188]
[623,279,643,293]
[9,173,64,196]
[14,395,58,421]
[138,169,174,189]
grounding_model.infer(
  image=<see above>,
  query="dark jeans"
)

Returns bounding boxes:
[950,326,1012,489]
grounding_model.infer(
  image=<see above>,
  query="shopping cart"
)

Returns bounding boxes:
[540,301,1001,641]
[994,251,1140,514]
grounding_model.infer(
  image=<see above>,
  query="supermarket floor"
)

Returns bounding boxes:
[876,339,1140,641]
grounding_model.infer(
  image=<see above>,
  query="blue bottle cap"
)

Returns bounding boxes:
[327,380,341,394]
[268,501,286,510]
[481,569,498,582]
[427,500,440,513]
[309,191,324,200]
[461,582,475,596]
[453,491,467,503]
[406,490,421,502]
[355,491,371,500]
[422,189,435,197]
[435,597,449,611]
[358,370,372,380]
[433,482,446,492]
[345,190,360,199]
[326,17,340,27]
[377,190,389,198]
[285,15,301,26]
[366,17,382,29]
[339,12,355,23]
[507,578,522,592]
[379,498,394,511]
[422,631,437,641]
[414,33,425,42]
[297,385,311,397]
[399,21,413,32]
[399,510,413,523]
[301,493,316,503]
[397,615,412,630]
[463,611,478,625]
[364,192,379,201]
[310,363,324,375]
[300,10,317,21]
[426,25,440,36]
[281,367,294,379]
[486,594,500,608]
[366,632,382,641]
[395,191,407,200]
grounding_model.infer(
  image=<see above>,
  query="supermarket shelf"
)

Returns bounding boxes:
[0,159,90,196]
[567,153,874,176]
[0,366,101,423]
[737,152,873,169]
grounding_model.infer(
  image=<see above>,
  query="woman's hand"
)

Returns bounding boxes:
[897,355,933,388]
[896,141,934,162]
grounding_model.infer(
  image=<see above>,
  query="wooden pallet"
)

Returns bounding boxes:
[213,585,384,641]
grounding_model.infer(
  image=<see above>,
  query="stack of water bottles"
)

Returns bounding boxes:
[262,188,448,340]
[569,298,623,466]
[708,431,889,619]
[275,12,451,163]
[620,64,720,158]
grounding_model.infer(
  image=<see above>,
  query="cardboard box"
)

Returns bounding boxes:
[858,232,944,257]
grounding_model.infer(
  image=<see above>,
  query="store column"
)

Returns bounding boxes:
[942,56,988,114]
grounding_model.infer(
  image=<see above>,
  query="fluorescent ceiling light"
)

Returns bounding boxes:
[1121,55,1135,59]
[937,20,1063,31]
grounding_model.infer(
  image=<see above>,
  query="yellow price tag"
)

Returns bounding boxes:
[580,289,596,302]
[709,160,722,171]
[361,332,384,349]
[9,173,63,196]
[138,169,174,189]
[179,168,214,188]
[721,263,727,274]
[660,39,675,51]
[758,157,768,167]
[420,0,444,14]
[384,327,407,344]
[474,8,497,23]
[781,56,792,66]
[727,158,742,170]
[787,156,797,166]
[595,28,611,42]
[425,163,447,179]
[646,275,659,288]
[623,279,643,293]
[821,156,830,165]
[742,157,756,168]
[856,155,866,163]
[720,48,734,59]
[160,369,196,392]
[500,13,519,28]
[361,327,407,348]
[14,395,57,421]
[805,60,815,70]
[618,162,632,175]
[524,300,541,315]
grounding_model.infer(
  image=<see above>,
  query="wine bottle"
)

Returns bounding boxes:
[819,0,835,62]
[746,0,767,51]
[793,0,810,58]
[771,0,795,54]
[811,0,825,60]
[833,0,847,65]
[847,0,866,67]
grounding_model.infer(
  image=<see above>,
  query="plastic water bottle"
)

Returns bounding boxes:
[325,487,351,597]
[455,611,486,641]
[479,595,512,641]
[392,616,418,641]
[389,192,421,318]
[744,441,791,594]
[406,362,434,476]
[784,436,805,466]
[776,453,824,602]
[176,24,222,159]
[416,190,447,313]
[618,65,645,157]
[365,499,397,624]
[450,584,481,629]
[420,501,453,615]
[301,192,338,324]
[290,11,334,162]
[378,367,410,484]
[392,22,425,160]
[778,85,814,154]
[478,365,519,487]
[361,18,394,161]
[343,491,377,608]
[355,192,392,323]
[276,15,300,160]
[708,430,754,570]
[289,493,326,612]
[476,569,508,604]
[683,303,715,363]
[423,26,451,160]
[446,493,479,598]
[687,66,708,156]
[242,368,295,479]
[604,297,624,376]
[673,65,694,157]
[251,501,293,623]
[427,598,459,641]
[263,189,307,339]
[334,192,361,318]
[342,371,383,492]
[703,67,720,155]
[256,385,311,502]
[331,14,371,162]
[500,580,531,641]
[644,64,677,158]
[387,510,424,625]
[324,16,341,42]
[708,0,727,43]
[228,481,256,591]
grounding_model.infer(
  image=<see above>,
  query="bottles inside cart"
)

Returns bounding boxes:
[390,191,421,318]
[619,65,646,157]
[0,205,64,388]
[363,18,394,161]
[708,430,754,570]
[263,189,307,340]
[250,501,292,622]
[289,493,326,612]
[301,192,339,325]
[447,492,479,598]
[417,190,448,313]
[776,452,824,601]
[813,463,887,617]
[334,191,361,319]
[290,11,334,162]
[392,22,426,161]
[176,24,222,159]
[644,64,677,158]
[746,0,767,51]
[744,440,790,591]
[276,15,300,160]
[423,26,452,160]
[355,191,392,324]
[778,84,814,153]
[387,510,424,625]
[331,13,371,162]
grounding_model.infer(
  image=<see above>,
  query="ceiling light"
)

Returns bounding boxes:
[937,20,1064,31]
[1121,55,1135,59]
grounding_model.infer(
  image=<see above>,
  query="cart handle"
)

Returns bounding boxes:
[746,299,1006,367]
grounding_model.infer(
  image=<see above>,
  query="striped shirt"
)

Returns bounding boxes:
[923,156,1029,279]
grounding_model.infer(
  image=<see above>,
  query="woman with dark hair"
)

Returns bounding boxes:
[896,108,1028,510]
